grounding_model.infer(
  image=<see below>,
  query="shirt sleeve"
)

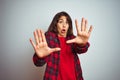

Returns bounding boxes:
[33,53,47,66]
[72,42,90,54]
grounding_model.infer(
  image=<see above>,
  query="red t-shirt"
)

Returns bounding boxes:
[58,37,76,80]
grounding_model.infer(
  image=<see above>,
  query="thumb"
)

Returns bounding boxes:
[66,39,76,44]
[50,48,61,53]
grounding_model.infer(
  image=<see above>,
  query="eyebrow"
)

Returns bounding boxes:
[58,19,64,21]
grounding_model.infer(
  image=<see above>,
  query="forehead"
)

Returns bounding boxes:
[59,16,67,20]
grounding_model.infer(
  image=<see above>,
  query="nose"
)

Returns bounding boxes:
[63,22,67,27]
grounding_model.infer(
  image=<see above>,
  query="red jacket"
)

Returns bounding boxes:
[33,32,90,80]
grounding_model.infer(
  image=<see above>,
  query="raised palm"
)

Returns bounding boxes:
[67,18,93,45]
[30,29,60,58]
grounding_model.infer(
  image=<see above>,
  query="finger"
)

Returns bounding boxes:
[41,30,47,43]
[34,30,39,45]
[88,25,93,35]
[85,19,88,31]
[29,38,36,49]
[81,18,85,31]
[75,19,81,34]
[66,39,76,44]
[50,48,61,53]
[37,29,42,43]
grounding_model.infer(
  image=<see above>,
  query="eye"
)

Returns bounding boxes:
[58,20,63,23]
[66,21,68,24]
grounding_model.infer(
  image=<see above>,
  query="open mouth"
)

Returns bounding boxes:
[61,29,66,33]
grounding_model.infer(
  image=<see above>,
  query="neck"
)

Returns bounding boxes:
[58,34,66,37]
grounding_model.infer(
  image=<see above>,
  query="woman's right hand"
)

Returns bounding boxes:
[29,29,60,58]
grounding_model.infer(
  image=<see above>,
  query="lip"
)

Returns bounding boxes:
[61,29,66,33]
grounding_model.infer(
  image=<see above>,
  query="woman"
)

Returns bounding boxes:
[30,11,93,80]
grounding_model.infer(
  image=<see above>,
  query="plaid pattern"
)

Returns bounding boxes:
[33,32,90,80]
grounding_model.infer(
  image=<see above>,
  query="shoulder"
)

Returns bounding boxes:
[45,31,59,45]
[45,31,57,38]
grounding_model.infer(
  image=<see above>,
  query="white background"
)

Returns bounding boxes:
[0,0,120,80]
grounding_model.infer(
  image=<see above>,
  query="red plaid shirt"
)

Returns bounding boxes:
[33,32,90,80]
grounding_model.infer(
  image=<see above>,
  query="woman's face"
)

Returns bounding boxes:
[57,16,69,37]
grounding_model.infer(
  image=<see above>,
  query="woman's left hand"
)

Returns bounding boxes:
[66,18,93,45]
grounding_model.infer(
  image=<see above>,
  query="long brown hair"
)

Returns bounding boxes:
[47,11,73,36]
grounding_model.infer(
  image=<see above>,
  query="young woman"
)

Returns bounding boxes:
[30,11,93,80]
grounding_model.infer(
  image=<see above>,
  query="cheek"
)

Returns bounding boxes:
[66,25,69,31]
[57,25,61,33]
[57,24,62,30]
